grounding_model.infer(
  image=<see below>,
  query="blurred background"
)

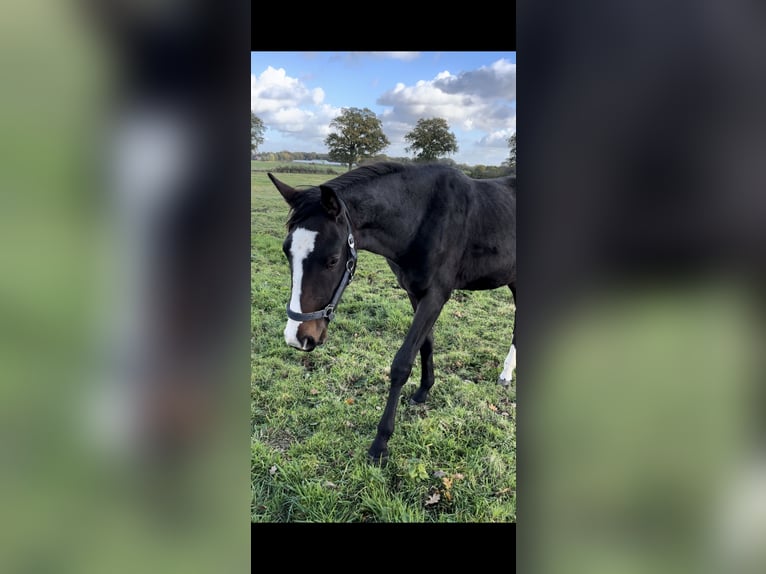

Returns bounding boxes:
[2,0,765,570]
[0,1,250,572]
[519,1,766,572]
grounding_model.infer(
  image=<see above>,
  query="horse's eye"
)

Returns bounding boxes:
[327,256,340,269]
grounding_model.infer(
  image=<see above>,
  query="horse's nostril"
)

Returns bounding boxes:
[300,335,316,351]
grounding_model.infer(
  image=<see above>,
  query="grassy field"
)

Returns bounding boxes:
[251,165,516,522]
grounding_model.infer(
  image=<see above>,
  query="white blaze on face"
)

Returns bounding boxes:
[284,227,318,349]
[500,344,516,382]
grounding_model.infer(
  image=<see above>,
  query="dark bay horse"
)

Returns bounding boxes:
[269,162,516,463]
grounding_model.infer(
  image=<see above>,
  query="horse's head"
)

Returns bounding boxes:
[268,173,357,352]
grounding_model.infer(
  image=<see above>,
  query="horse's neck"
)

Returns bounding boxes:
[344,183,420,261]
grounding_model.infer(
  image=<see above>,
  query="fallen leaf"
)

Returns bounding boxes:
[432,470,447,479]
[425,492,441,506]
[345,398,355,405]
[444,490,452,501]
[494,487,512,496]
[453,473,465,480]
[488,403,498,412]
[442,477,453,490]
[309,388,319,395]
[345,420,354,428]
[269,465,277,476]
[323,481,337,489]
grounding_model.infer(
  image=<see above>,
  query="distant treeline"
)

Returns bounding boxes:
[252,151,513,179]
[267,165,340,175]
[254,151,331,163]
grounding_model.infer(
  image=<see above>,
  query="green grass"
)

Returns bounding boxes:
[251,167,516,522]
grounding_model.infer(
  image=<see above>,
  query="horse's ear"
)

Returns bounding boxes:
[268,173,298,205]
[320,185,341,219]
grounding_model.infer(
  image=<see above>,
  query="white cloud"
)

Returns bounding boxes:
[311,87,325,105]
[251,67,340,145]
[434,58,516,100]
[251,66,322,114]
[477,127,516,148]
[270,108,311,132]
[377,58,516,134]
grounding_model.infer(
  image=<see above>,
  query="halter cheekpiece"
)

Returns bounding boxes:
[286,197,357,323]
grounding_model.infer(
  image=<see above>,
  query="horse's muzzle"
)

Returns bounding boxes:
[297,334,317,352]
[285,320,328,352]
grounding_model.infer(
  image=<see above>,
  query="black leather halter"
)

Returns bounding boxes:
[286,198,357,323]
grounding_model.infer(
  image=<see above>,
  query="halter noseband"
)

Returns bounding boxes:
[286,198,357,323]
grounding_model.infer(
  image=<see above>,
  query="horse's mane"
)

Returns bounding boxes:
[322,162,407,192]
[286,162,407,229]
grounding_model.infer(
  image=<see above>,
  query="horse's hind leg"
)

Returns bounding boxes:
[499,343,516,386]
[411,332,434,404]
[406,294,435,404]
[499,283,516,386]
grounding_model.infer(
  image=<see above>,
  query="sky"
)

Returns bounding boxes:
[251,52,516,166]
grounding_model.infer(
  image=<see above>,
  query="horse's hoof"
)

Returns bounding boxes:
[497,376,510,387]
[367,448,389,466]
[409,396,426,406]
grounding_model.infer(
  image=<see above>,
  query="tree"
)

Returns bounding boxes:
[404,118,458,162]
[505,132,516,169]
[251,112,264,155]
[325,107,389,171]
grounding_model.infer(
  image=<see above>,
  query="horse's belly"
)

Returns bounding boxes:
[456,262,514,290]
[456,249,515,290]
[458,276,511,291]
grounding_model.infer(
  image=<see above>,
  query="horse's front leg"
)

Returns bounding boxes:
[368,290,448,464]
